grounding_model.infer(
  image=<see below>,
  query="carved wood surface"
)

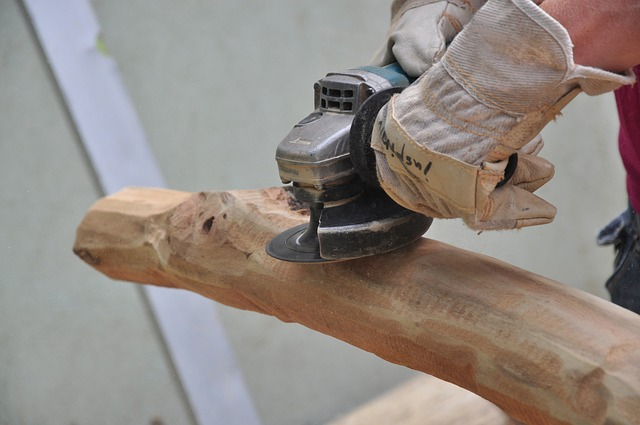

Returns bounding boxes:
[74,187,640,425]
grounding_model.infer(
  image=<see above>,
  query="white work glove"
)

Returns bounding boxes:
[371,0,635,230]
[372,0,548,194]
[370,0,487,77]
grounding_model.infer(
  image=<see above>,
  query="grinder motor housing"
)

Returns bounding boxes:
[267,65,433,262]
[275,65,412,205]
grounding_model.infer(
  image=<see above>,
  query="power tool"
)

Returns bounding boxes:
[266,64,433,263]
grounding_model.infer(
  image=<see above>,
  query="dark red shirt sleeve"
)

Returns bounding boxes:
[615,66,640,212]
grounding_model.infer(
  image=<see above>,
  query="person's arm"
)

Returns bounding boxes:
[540,0,640,72]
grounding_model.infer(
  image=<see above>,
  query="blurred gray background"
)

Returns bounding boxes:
[1,0,627,424]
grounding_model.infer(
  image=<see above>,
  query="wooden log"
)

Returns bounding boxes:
[73,187,640,425]
[327,375,519,425]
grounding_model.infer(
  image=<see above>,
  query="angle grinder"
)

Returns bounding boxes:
[266,64,433,263]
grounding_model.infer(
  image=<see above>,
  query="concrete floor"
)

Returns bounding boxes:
[1,0,627,424]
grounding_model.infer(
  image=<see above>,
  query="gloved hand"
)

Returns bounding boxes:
[370,0,487,77]
[371,0,635,230]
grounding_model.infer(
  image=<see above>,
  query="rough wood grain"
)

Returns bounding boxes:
[74,187,640,425]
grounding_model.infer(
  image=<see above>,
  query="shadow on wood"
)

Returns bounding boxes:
[73,187,640,425]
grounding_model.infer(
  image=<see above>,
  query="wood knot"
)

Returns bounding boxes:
[202,216,215,234]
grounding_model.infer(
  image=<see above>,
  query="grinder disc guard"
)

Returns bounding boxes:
[266,190,433,263]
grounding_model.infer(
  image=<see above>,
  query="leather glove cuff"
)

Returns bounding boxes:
[372,100,556,229]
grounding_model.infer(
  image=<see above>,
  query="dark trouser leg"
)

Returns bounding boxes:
[597,203,640,314]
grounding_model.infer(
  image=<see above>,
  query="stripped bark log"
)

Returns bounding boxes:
[73,187,640,425]
[327,375,519,425]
